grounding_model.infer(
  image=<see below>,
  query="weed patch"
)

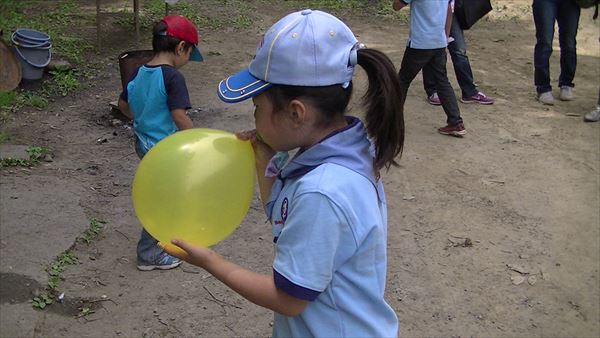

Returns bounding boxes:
[32,218,107,310]
[32,251,78,310]
[0,146,50,168]
[80,218,106,244]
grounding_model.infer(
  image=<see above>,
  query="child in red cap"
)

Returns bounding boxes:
[118,15,203,271]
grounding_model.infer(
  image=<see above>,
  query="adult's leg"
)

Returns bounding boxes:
[448,15,478,98]
[398,47,435,105]
[556,0,580,88]
[532,0,558,94]
[428,48,462,125]
[422,64,437,97]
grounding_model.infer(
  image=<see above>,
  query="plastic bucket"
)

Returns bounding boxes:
[118,50,154,90]
[13,28,50,44]
[14,46,51,80]
[11,28,52,80]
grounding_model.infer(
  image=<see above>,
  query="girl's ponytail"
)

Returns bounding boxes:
[357,48,405,170]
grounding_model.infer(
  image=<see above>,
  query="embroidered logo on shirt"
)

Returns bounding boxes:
[281,197,289,222]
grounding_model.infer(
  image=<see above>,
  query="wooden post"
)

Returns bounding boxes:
[134,0,140,46]
[96,0,101,51]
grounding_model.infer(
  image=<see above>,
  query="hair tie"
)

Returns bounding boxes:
[348,42,366,67]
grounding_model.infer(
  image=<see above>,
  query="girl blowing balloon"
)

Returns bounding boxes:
[163,9,404,337]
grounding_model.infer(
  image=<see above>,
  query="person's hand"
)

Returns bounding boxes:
[159,239,217,269]
[236,129,276,169]
[392,0,405,11]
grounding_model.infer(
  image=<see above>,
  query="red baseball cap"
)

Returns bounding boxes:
[161,15,203,61]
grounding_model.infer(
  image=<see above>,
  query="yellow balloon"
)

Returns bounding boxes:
[132,128,255,247]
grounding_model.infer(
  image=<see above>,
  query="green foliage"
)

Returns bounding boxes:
[17,92,48,108]
[0,132,10,144]
[80,218,106,244]
[48,69,79,97]
[32,293,53,309]
[0,91,17,108]
[32,250,78,309]
[0,145,49,168]
[78,307,95,317]
[115,0,262,31]
[1,0,93,63]
[31,217,106,310]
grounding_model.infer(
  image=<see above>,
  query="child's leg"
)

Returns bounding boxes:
[137,228,160,263]
[427,48,463,125]
[136,229,182,270]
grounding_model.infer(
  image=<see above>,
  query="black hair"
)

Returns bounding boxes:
[151,20,193,56]
[266,48,405,170]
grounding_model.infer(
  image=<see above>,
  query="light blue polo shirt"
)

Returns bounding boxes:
[403,0,450,49]
[266,117,399,338]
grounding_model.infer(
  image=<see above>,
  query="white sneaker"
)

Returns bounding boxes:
[584,105,600,122]
[559,86,574,101]
[537,91,554,105]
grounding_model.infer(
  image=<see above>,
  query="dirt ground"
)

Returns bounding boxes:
[1,0,599,337]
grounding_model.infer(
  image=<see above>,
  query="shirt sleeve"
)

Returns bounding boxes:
[272,192,356,301]
[162,66,192,111]
[119,66,141,102]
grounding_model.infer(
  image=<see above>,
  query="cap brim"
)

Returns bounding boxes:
[217,69,272,103]
[189,46,203,62]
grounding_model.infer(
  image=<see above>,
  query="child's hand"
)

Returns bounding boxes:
[160,239,216,268]
[236,129,276,168]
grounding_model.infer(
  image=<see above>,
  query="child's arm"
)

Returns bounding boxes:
[171,108,194,130]
[163,239,308,317]
[117,97,133,120]
[393,0,407,11]
[446,1,453,38]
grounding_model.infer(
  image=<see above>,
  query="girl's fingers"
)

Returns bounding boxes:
[235,129,256,141]
[159,241,190,261]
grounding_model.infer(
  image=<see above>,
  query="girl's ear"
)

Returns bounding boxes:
[288,99,307,127]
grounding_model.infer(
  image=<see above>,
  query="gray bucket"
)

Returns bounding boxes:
[11,29,52,80]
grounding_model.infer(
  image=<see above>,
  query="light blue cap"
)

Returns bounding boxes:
[218,9,359,103]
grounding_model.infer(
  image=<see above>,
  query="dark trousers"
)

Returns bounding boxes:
[532,0,580,94]
[423,14,478,99]
[399,47,463,125]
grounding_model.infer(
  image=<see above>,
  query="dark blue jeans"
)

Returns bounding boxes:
[399,47,463,125]
[532,0,580,94]
[423,13,478,98]
[134,139,163,264]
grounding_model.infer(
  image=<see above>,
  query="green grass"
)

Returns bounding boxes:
[1,0,93,64]
[115,0,262,32]
[32,251,79,310]
[1,0,87,113]
[0,145,49,168]
[32,217,106,310]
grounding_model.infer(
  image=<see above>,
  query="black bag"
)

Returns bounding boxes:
[576,0,599,8]
[454,0,493,30]
[576,0,599,19]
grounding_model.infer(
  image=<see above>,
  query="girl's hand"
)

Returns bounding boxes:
[236,129,276,168]
[160,239,217,269]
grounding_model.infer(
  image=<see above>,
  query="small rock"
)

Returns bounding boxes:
[43,154,54,162]
[511,275,526,285]
[528,275,537,285]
